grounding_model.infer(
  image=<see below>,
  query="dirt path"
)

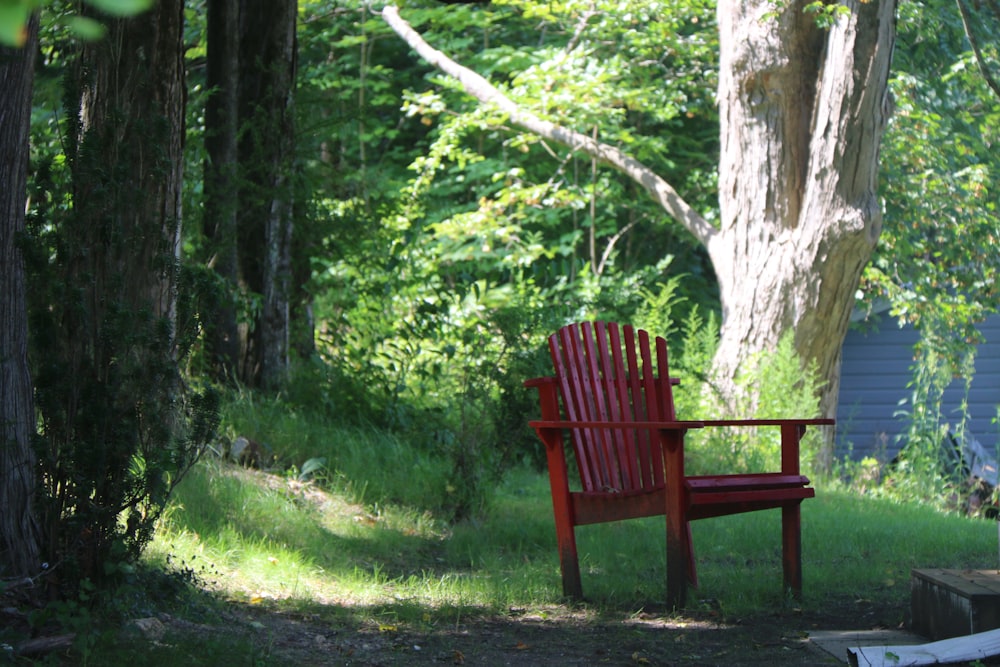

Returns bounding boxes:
[165,597,906,666]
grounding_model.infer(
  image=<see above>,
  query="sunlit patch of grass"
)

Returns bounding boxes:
[150,445,1000,632]
[150,460,544,620]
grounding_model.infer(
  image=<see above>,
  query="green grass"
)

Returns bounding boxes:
[47,408,991,666]
[217,394,456,513]
[145,453,999,628]
[95,389,994,663]
[147,462,556,620]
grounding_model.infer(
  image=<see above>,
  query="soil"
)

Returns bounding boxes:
[10,583,998,665]
[153,595,904,666]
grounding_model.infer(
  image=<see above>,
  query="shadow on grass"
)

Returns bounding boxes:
[81,574,866,667]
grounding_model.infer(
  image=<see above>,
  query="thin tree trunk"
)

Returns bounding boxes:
[237,0,296,390]
[204,0,241,381]
[0,13,41,579]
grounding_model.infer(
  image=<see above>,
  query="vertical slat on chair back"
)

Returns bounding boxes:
[549,321,674,494]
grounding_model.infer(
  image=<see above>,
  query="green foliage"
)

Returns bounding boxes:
[26,579,101,661]
[848,0,1000,507]
[311,280,559,517]
[3,560,247,666]
[865,0,1000,363]
[390,0,719,312]
[0,0,154,46]
[802,1,851,29]
[682,334,825,477]
[762,1,853,28]
[632,273,687,343]
[879,317,979,506]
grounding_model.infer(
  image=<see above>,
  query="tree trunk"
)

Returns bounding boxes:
[237,0,296,390]
[203,0,241,381]
[0,13,41,579]
[47,0,186,576]
[711,0,896,417]
[70,0,186,324]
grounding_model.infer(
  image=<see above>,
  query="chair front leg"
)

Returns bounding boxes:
[782,501,804,600]
[661,428,689,609]
[539,428,583,599]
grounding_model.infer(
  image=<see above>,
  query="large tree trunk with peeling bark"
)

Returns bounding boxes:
[382,0,896,425]
[0,14,41,579]
[711,0,895,418]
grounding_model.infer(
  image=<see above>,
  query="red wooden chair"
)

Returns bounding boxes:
[524,321,833,607]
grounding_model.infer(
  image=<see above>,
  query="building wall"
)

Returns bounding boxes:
[835,313,1000,462]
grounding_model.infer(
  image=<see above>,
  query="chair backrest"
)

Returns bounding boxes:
[548,321,676,494]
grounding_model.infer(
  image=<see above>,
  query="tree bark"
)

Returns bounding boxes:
[382,2,897,423]
[712,0,896,417]
[203,0,241,381]
[0,13,41,579]
[69,0,186,325]
[237,0,296,390]
[48,0,186,575]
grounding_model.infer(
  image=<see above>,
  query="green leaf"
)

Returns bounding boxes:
[297,457,327,482]
[0,1,31,47]
[67,15,106,41]
[85,0,153,17]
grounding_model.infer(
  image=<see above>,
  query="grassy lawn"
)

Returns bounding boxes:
[144,457,998,625]
[35,404,989,665]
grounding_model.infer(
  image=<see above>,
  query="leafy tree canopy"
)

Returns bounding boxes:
[865,0,1000,355]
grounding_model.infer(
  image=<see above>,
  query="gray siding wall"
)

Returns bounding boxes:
[836,313,1000,462]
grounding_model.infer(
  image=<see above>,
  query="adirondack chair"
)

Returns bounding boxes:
[524,321,834,607]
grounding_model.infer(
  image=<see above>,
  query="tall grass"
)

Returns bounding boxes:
[217,390,456,513]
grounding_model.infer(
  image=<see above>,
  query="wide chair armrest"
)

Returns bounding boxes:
[529,420,705,431]
[699,418,835,427]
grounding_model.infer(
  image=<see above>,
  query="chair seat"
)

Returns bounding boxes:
[686,473,811,493]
